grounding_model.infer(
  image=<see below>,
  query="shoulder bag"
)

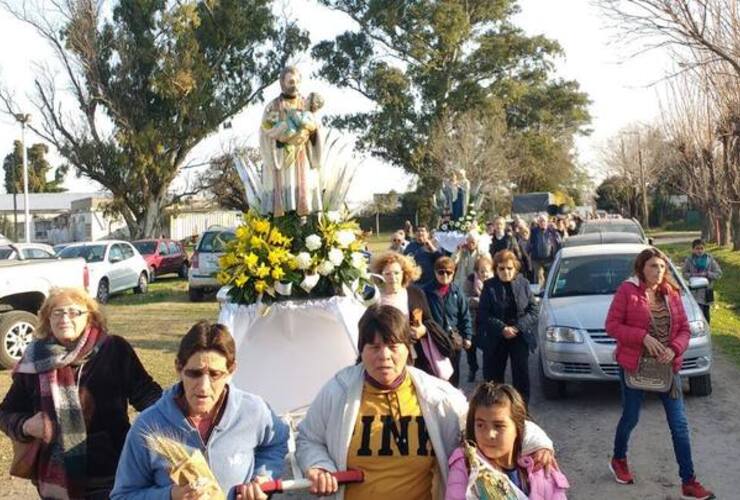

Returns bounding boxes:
[10,438,41,479]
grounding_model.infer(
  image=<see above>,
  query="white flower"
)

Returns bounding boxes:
[350,252,367,270]
[296,252,312,270]
[328,247,345,266]
[305,234,322,251]
[300,273,320,293]
[317,260,335,276]
[326,211,342,223]
[335,229,356,248]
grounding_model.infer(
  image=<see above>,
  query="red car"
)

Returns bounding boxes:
[132,239,189,281]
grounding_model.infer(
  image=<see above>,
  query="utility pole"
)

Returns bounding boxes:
[11,152,18,241]
[14,113,32,243]
[636,133,649,230]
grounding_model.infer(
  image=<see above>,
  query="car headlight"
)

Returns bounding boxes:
[689,320,708,338]
[545,326,585,343]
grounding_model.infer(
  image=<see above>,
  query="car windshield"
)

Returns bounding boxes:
[198,230,235,252]
[132,241,157,255]
[549,253,684,297]
[581,222,641,236]
[59,245,106,263]
[0,247,14,259]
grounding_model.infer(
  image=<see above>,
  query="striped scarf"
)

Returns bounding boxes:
[15,326,106,500]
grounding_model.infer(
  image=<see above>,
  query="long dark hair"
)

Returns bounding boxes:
[633,247,679,295]
[465,382,528,460]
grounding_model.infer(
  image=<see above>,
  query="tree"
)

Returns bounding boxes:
[195,147,261,212]
[0,0,309,238]
[595,175,638,216]
[311,0,591,194]
[3,141,68,193]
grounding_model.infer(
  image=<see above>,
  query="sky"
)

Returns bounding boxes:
[0,0,674,203]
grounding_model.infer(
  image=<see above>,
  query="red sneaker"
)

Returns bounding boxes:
[681,478,715,500]
[609,457,634,484]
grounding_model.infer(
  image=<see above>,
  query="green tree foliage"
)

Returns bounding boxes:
[595,175,638,216]
[311,0,591,195]
[3,141,68,193]
[2,0,309,238]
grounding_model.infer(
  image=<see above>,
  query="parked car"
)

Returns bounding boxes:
[561,232,644,248]
[58,240,149,303]
[0,242,57,260]
[0,257,88,368]
[188,227,235,301]
[536,243,712,399]
[132,238,190,281]
[578,218,650,244]
[53,243,73,254]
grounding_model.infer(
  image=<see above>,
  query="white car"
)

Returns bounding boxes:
[188,227,235,301]
[0,242,57,260]
[58,240,149,303]
[536,243,713,398]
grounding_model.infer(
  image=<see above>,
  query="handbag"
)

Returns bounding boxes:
[449,328,465,351]
[10,438,41,479]
[624,304,673,393]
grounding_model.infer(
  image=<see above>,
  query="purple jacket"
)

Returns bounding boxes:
[446,447,569,500]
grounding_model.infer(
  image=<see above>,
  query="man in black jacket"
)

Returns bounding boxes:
[489,216,521,261]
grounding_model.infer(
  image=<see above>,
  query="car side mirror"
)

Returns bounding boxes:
[648,237,654,245]
[110,255,122,264]
[688,276,709,289]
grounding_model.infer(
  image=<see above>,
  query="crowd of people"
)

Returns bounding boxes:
[0,215,720,500]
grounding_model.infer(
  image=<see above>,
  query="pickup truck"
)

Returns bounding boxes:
[0,258,88,368]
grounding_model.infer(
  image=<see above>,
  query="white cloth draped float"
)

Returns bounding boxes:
[434,231,492,254]
[217,296,366,416]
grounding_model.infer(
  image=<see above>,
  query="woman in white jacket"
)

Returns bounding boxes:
[296,305,555,499]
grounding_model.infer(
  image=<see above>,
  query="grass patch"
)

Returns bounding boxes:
[660,242,740,368]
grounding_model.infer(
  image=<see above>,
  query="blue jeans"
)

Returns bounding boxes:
[613,369,695,483]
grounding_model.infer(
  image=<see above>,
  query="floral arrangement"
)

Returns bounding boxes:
[217,210,370,305]
[439,203,485,233]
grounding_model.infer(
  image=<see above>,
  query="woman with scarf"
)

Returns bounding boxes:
[369,251,455,381]
[296,305,556,500]
[423,256,473,388]
[682,238,722,324]
[0,287,162,499]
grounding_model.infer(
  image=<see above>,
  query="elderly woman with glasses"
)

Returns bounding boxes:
[0,287,162,499]
[112,320,289,500]
[369,251,455,380]
[423,256,473,388]
[478,250,539,404]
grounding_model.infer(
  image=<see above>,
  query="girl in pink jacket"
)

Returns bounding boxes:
[445,383,569,500]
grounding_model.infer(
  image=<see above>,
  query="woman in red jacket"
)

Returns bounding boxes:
[605,248,714,500]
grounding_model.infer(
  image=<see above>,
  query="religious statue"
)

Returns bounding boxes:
[260,66,323,216]
[452,168,471,220]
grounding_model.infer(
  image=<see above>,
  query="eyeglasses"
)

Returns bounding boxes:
[435,270,454,276]
[51,308,88,319]
[182,368,229,381]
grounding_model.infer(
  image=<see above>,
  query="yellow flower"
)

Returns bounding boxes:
[271,267,285,281]
[349,241,363,252]
[255,280,268,294]
[216,271,232,284]
[234,273,249,287]
[235,226,250,240]
[250,235,265,248]
[250,218,270,234]
[244,253,259,268]
[267,249,284,265]
[220,253,237,267]
[256,263,270,278]
[286,256,299,270]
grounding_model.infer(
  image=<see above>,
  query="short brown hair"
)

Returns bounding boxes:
[357,305,413,360]
[176,321,236,371]
[434,255,455,271]
[465,382,528,459]
[633,247,679,295]
[370,250,421,287]
[474,254,493,273]
[36,287,106,339]
[493,249,521,272]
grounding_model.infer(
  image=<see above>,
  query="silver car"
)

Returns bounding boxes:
[536,243,712,398]
[188,226,235,301]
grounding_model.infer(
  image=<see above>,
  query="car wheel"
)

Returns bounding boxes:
[134,272,148,294]
[0,311,37,369]
[97,279,110,304]
[188,286,203,302]
[689,374,712,397]
[539,360,566,399]
[178,262,189,279]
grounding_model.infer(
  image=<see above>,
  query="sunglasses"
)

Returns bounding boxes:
[51,308,88,319]
[435,269,454,276]
[182,368,229,381]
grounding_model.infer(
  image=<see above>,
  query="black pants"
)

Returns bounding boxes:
[449,349,462,388]
[483,336,531,403]
[700,304,711,324]
[466,336,479,376]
